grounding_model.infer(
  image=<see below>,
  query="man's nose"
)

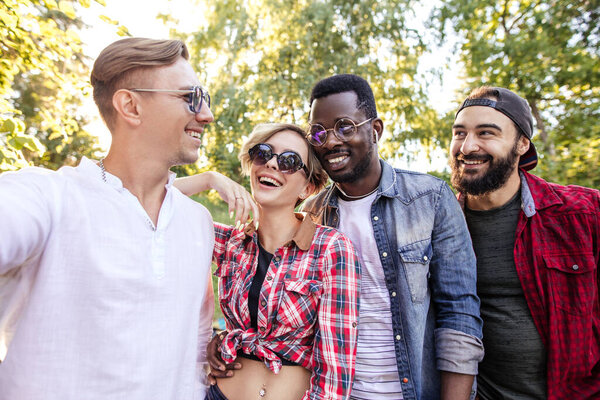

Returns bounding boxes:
[195,102,214,123]
[460,132,480,155]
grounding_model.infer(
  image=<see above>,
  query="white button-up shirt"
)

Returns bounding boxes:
[0,157,214,400]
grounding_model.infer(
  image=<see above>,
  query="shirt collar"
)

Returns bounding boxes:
[77,157,176,190]
[242,212,316,251]
[456,170,562,218]
[519,169,563,216]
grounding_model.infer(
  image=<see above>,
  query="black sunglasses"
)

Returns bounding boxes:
[129,86,211,113]
[248,143,309,175]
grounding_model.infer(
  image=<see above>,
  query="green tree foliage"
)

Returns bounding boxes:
[0,0,105,171]
[434,0,600,188]
[178,0,437,184]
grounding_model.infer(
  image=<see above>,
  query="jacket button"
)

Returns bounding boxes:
[395,335,401,340]
[572,264,579,270]
[382,252,388,257]
[402,378,408,383]
[373,216,379,221]
[423,255,428,261]
[391,291,396,297]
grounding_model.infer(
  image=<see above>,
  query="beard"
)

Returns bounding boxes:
[320,141,375,184]
[450,141,520,196]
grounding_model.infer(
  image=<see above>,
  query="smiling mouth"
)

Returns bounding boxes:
[259,176,282,187]
[328,155,348,165]
[185,130,202,139]
[461,159,486,165]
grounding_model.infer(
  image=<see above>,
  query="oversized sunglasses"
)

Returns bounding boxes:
[129,86,211,113]
[248,143,309,175]
[307,117,373,146]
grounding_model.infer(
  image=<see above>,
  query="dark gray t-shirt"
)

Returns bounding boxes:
[465,191,547,400]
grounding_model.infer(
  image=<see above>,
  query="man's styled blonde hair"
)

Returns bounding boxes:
[239,123,328,199]
[90,37,189,130]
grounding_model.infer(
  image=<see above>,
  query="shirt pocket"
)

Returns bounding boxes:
[542,252,596,316]
[215,260,240,303]
[276,278,323,329]
[398,239,433,304]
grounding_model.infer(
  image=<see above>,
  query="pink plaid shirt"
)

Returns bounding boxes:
[213,213,360,400]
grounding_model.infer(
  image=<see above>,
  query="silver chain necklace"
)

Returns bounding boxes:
[99,158,107,183]
[98,158,155,231]
[335,183,378,200]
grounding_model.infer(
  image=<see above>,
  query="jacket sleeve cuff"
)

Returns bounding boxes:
[435,328,484,375]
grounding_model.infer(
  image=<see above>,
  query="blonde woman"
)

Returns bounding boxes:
[176,123,360,400]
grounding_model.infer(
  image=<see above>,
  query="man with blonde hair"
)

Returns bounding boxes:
[0,37,248,399]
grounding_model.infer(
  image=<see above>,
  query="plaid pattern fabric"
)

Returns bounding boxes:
[212,214,360,400]
[462,171,600,399]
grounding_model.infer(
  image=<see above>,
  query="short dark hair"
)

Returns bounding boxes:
[310,74,378,119]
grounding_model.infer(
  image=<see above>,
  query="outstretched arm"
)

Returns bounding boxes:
[175,172,259,228]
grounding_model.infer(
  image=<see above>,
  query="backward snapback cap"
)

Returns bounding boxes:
[455,87,537,170]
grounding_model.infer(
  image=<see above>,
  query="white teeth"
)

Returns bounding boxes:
[186,130,201,139]
[259,176,282,187]
[462,160,485,165]
[328,155,347,164]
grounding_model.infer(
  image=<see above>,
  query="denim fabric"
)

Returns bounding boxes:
[303,160,484,400]
[205,384,228,400]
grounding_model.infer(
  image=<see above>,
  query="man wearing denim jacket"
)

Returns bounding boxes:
[302,74,484,400]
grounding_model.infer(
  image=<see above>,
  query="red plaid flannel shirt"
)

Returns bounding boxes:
[212,213,360,400]
[460,171,600,399]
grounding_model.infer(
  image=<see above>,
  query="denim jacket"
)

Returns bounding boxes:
[303,160,484,400]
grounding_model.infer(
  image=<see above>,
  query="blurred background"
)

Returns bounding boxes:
[2,0,598,325]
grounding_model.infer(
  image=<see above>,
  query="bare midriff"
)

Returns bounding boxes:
[215,356,311,400]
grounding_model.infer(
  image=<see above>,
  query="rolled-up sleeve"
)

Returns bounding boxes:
[430,183,484,374]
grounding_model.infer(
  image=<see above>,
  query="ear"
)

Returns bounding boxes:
[372,118,384,142]
[516,135,530,156]
[299,181,316,200]
[112,89,142,127]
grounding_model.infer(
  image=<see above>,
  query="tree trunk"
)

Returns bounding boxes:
[526,98,555,156]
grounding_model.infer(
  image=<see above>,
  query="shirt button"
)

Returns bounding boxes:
[395,335,401,341]
[373,216,379,221]
[259,327,265,332]
[391,291,396,297]
[402,378,408,383]
[352,321,357,328]
[382,252,388,257]
[260,300,267,307]
[423,255,428,261]
[572,264,579,270]
[274,256,281,262]
[266,276,273,281]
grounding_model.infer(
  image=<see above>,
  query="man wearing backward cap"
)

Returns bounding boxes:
[450,86,600,399]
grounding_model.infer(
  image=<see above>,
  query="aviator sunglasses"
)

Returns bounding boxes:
[129,86,211,113]
[248,143,309,175]
[307,117,373,146]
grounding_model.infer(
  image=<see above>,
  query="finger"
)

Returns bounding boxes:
[208,373,217,385]
[209,368,232,378]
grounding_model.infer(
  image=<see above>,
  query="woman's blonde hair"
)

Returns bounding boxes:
[239,123,328,199]
[91,37,189,130]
